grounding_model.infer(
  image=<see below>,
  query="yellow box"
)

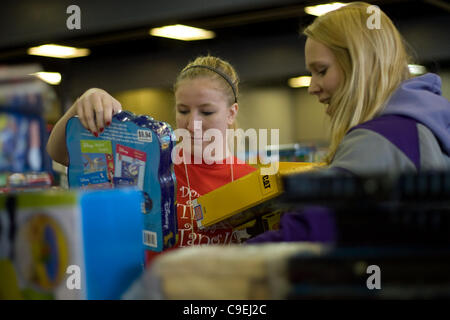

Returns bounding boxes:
[193,162,321,229]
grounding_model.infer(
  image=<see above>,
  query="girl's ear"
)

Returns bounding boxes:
[227,103,238,126]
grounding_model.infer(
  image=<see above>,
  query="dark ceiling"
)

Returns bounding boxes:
[2,0,448,59]
[2,0,449,98]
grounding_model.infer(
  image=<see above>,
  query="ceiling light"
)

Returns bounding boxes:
[288,76,311,88]
[30,72,62,85]
[408,64,427,75]
[27,44,90,58]
[304,2,348,16]
[149,24,215,41]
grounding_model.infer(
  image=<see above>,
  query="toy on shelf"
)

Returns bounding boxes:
[266,143,328,163]
[0,64,55,190]
[0,172,53,193]
[66,111,177,252]
[0,188,145,300]
[238,143,327,168]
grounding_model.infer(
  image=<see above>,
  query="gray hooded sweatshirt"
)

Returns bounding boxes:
[327,73,450,176]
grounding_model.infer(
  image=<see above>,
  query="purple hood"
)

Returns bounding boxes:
[382,73,450,155]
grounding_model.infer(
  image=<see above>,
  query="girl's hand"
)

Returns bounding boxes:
[74,88,122,136]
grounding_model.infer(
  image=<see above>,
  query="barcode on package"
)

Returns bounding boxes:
[143,230,157,248]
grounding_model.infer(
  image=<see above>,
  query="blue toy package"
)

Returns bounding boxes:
[0,75,53,175]
[0,111,50,173]
[66,111,178,252]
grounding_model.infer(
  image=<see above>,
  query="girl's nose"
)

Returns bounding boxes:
[187,113,203,137]
[308,77,321,95]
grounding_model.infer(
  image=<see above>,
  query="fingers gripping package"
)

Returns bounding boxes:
[66,111,178,252]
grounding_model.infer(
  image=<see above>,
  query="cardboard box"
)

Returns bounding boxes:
[0,188,145,300]
[194,162,321,229]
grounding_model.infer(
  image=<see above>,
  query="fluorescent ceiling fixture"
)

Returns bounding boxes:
[30,72,62,85]
[288,76,311,88]
[149,24,215,41]
[408,64,427,75]
[304,2,348,16]
[27,44,90,58]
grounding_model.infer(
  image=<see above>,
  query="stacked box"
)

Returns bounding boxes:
[66,111,177,252]
[0,189,145,300]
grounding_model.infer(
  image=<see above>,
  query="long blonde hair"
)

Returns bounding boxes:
[303,2,412,163]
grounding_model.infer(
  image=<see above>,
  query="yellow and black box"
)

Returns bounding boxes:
[193,162,322,229]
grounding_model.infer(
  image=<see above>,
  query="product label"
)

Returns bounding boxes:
[137,129,152,142]
[80,140,112,154]
[260,174,276,196]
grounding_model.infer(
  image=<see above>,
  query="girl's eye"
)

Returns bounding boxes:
[318,68,327,76]
[178,110,189,115]
[202,111,214,116]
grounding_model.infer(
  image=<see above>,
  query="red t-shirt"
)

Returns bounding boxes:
[145,156,256,265]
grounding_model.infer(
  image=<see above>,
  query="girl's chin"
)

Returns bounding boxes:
[185,143,229,161]
[325,104,333,116]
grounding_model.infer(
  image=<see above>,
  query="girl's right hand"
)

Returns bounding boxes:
[74,88,122,136]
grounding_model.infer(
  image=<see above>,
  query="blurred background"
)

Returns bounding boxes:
[1,0,449,149]
[0,0,449,300]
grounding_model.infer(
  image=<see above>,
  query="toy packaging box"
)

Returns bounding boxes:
[193,162,322,230]
[66,111,177,252]
[232,210,283,243]
[0,72,53,176]
[0,189,145,300]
